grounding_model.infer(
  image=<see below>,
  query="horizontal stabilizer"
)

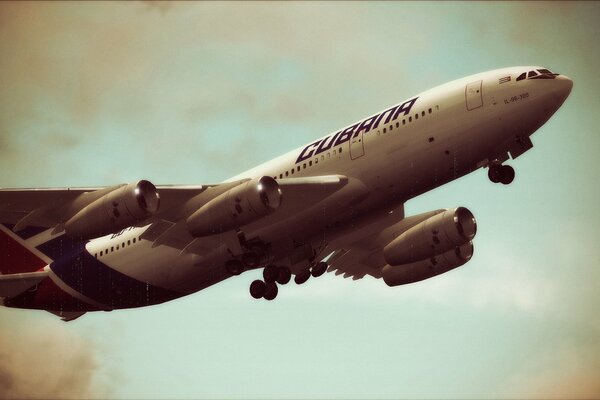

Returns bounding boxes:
[47,310,86,322]
[0,270,48,298]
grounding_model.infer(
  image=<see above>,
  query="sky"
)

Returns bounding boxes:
[1,1,599,398]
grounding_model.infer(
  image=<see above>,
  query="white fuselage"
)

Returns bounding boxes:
[79,66,572,301]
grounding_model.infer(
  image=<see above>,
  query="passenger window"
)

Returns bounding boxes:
[309,160,312,166]
[133,238,136,244]
[396,122,399,128]
[339,147,342,154]
[428,108,432,114]
[415,114,418,120]
[383,128,386,133]
[321,155,324,161]
[422,111,425,117]
[389,124,393,131]
[100,251,103,256]
[297,166,300,172]
[291,169,294,175]
[315,158,318,164]
[333,150,337,155]
[303,163,306,169]
[122,242,125,248]
[128,240,131,246]
[327,152,330,159]
[409,116,412,122]
[402,119,406,125]
[111,246,114,252]
[285,171,289,177]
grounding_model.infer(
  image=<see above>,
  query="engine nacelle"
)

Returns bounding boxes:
[186,176,282,237]
[65,180,160,240]
[383,207,476,266]
[382,241,474,287]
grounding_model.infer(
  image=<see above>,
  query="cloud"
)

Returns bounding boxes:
[505,339,600,399]
[0,313,111,399]
[0,1,416,186]
[140,1,175,15]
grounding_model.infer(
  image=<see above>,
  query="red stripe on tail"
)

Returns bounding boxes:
[0,227,47,274]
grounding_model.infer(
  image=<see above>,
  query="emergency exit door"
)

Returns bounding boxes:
[465,80,483,111]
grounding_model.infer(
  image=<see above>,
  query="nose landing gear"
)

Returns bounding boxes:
[488,164,515,185]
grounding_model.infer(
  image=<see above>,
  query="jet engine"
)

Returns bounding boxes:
[383,207,476,266]
[187,176,282,237]
[382,241,474,287]
[65,180,160,239]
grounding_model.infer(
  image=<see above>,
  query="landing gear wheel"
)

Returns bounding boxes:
[249,280,266,299]
[225,259,244,276]
[242,252,260,268]
[276,267,291,285]
[294,270,311,285]
[263,265,279,283]
[488,165,503,183]
[500,165,515,185]
[263,282,278,301]
[311,261,327,277]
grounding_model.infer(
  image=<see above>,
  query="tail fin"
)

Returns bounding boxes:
[0,224,50,274]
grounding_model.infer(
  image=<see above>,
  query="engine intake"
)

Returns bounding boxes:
[382,241,474,287]
[65,180,160,239]
[187,176,282,237]
[383,207,476,266]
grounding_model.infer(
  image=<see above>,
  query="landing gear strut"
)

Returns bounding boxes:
[488,164,515,185]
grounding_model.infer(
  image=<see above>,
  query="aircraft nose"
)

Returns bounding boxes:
[555,74,573,98]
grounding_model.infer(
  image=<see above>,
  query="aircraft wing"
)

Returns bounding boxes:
[0,184,211,231]
[0,270,49,298]
[140,175,351,255]
[0,175,352,257]
[324,208,445,280]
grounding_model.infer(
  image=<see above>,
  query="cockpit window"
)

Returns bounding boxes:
[517,68,558,82]
[531,68,559,79]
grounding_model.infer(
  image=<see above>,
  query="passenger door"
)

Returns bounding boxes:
[465,80,483,111]
[350,131,365,160]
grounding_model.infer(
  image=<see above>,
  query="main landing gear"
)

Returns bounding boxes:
[250,261,328,300]
[488,164,515,185]
[249,265,291,300]
[225,249,264,276]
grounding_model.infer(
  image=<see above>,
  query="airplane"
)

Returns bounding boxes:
[0,66,572,321]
